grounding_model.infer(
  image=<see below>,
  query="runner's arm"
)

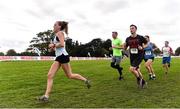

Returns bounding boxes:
[152,43,159,51]
[112,44,124,49]
[123,43,128,50]
[55,31,65,48]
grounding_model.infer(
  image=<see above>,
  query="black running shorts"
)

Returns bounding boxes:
[55,54,70,64]
[130,53,143,68]
[144,57,154,62]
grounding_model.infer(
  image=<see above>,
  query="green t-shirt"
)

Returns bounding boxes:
[112,38,122,56]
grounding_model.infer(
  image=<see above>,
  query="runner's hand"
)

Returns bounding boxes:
[49,43,55,49]
[138,45,143,50]
[109,47,112,50]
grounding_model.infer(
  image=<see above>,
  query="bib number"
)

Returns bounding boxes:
[145,51,152,55]
[130,48,138,54]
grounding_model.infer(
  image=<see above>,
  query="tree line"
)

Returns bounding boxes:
[0,30,112,57]
[0,30,180,56]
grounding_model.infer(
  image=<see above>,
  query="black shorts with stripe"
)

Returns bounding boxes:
[55,54,70,64]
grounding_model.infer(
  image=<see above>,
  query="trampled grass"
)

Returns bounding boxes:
[0,58,180,108]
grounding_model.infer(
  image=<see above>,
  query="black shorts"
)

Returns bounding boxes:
[55,54,70,64]
[144,57,154,62]
[130,54,143,68]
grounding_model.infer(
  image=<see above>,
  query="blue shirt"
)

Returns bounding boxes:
[144,42,154,59]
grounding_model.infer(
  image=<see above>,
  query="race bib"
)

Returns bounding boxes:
[145,51,152,55]
[130,48,138,54]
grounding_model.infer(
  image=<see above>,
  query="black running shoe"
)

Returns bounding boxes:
[149,75,153,80]
[152,76,156,80]
[85,80,91,89]
[38,95,49,102]
[119,76,123,80]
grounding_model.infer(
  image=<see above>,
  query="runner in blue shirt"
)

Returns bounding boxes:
[143,35,158,80]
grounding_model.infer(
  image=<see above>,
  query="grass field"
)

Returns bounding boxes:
[0,58,180,108]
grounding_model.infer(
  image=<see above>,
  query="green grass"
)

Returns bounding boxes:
[0,58,180,108]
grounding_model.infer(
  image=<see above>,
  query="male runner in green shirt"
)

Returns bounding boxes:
[110,31,124,80]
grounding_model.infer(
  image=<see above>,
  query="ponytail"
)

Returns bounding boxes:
[58,21,68,34]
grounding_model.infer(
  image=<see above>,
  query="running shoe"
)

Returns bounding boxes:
[38,95,49,102]
[85,80,91,89]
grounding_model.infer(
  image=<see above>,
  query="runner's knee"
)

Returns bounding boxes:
[129,67,135,72]
[66,73,73,79]
[145,63,149,67]
[47,72,54,79]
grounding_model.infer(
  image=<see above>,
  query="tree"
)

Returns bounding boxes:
[68,38,112,57]
[17,51,38,56]
[75,40,79,46]
[27,29,113,57]
[65,38,74,54]
[102,39,111,50]
[87,38,103,57]
[29,30,54,56]
[0,52,5,56]
[175,47,180,56]
[6,49,17,56]
[102,39,112,56]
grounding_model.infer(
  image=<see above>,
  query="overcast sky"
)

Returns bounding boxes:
[0,0,180,53]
